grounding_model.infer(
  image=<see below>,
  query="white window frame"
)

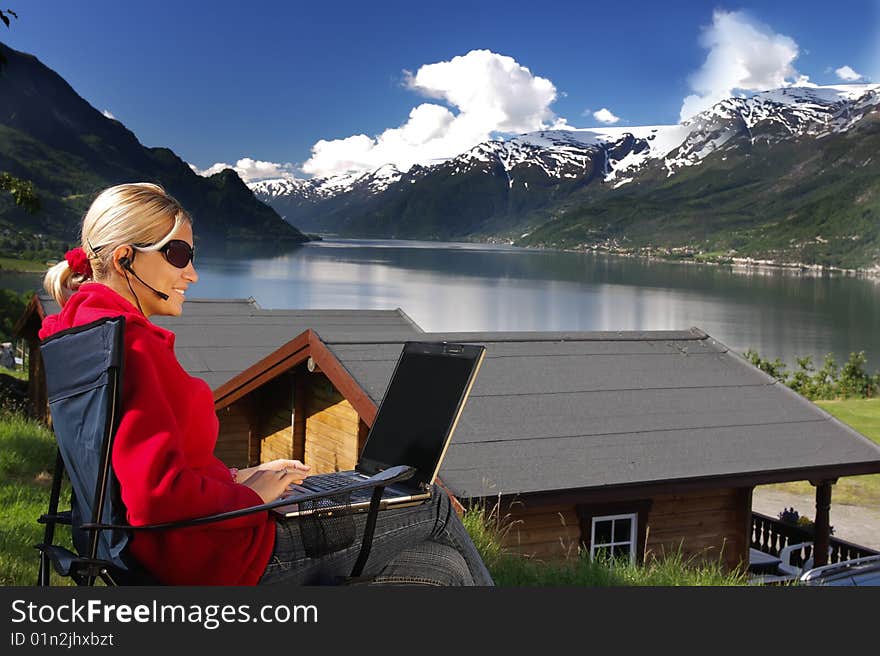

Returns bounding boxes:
[590,512,638,564]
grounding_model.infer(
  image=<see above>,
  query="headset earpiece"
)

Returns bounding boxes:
[116,249,169,302]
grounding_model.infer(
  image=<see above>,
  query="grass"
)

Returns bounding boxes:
[0,256,49,273]
[759,398,880,507]
[0,411,74,586]
[0,366,27,381]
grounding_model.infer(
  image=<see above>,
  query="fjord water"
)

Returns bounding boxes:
[5,238,877,370]
[190,238,880,371]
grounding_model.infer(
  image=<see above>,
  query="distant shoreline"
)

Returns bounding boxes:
[6,238,877,280]
[311,234,880,278]
[493,240,880,280]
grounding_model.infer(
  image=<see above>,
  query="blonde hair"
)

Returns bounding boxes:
[43,183,192,306]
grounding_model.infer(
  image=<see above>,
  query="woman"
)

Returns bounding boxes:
[39,182,493,586]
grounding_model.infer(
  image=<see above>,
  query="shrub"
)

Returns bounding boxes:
[744,349,880,400]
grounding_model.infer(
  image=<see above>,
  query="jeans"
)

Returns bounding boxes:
[259,485,494,586]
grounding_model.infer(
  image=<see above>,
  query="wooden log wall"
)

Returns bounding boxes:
[260,408,293,463]
[251,373,295,465]
[489,486,751,571]
[28,340,48,423]
[214,403,252,467]
[214,372,296,468]
[496,500,582,560]
[645,487,751,571]
[303,374,360,474]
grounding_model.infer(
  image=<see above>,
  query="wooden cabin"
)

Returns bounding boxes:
[17,294,880,573]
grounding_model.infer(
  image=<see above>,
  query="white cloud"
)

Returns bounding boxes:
[835,65,863,81]
[189,157,298,182]
[680,10,804,121]
[102,109,116,120]
[302,49,560,178]
[593,108,620,124]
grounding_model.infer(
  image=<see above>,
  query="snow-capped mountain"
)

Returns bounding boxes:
[249,83,880,250]
[664,84,879,174]
[251,163,406,202]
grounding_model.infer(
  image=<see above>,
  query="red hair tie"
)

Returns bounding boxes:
[64,247,92,278]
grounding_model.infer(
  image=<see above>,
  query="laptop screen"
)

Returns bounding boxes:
[358,343,483,488]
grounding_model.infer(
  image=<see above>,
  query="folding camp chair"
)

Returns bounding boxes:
[35,315,414,586]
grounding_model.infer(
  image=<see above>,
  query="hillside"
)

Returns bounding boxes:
[517,109,880,270]
[0,42,310,258]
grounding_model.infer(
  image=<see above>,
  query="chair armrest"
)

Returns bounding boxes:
[37,510,72,525]
[81,465,417,532]
[778,541,831,576]
[778,542,812,576]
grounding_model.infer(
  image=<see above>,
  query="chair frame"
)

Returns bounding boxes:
[36,315,414,586]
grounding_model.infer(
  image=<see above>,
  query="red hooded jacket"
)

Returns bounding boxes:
[39,283,275,585]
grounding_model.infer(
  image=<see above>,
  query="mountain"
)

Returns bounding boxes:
[519,85,880,269]
[252,84,880,269]
[0,42,309,257]
[250,163,417,234]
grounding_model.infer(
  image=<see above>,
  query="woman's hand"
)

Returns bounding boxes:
[237,459,310,485]
[240,465,310,504]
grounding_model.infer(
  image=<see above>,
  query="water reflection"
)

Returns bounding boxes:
[7,238,880,370]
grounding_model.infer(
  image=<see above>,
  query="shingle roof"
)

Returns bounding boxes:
[155,305,422,389]
[321,330,880,499]
[35,293,423,389]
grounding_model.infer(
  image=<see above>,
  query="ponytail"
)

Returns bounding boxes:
[42,254,93,307]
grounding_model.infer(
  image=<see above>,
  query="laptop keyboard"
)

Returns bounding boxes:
[302,472,364,493]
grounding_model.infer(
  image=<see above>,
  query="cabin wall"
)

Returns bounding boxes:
[303,374,360,474]
[214,370,364,473]
[490,486,751,571]
[214,403,252,467]
[28,340,48,423]
[497,500,582,560]
[260,408,293,463]
[244,373,294,466]
[646,487,751,571]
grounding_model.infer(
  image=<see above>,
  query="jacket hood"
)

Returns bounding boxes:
[38,283,175,347]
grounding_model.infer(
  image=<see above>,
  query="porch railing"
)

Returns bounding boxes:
[751,511,878,568]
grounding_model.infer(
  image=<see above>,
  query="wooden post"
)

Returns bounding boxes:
[242,395,261,467]
[811,479,835,568]
[292,373,306,462]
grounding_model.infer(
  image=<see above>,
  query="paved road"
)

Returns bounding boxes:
[752,487,880,551]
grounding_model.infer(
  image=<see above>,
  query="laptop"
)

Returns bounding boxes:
[273,341,486,518]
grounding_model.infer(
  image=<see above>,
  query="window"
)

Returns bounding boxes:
[590,513,637,564]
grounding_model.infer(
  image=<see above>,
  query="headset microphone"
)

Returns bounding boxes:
[120,256,170,301]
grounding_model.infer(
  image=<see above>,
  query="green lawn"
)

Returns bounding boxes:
[763,398,880,506]
[0,256,49,273]
[0,366,27,381]
[815,398,880,442]
[0,412,74,586]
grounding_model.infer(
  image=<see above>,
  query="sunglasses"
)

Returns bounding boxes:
[133,239,195,269]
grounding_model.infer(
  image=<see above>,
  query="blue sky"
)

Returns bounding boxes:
[3,0,878,180]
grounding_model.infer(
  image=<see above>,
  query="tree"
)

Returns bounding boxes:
[0,172,40,213]
[0,9,18,71]
[0,10,41,213]
[0,288,28,342]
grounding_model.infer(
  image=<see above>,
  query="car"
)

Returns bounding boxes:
[798,554,880,586]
